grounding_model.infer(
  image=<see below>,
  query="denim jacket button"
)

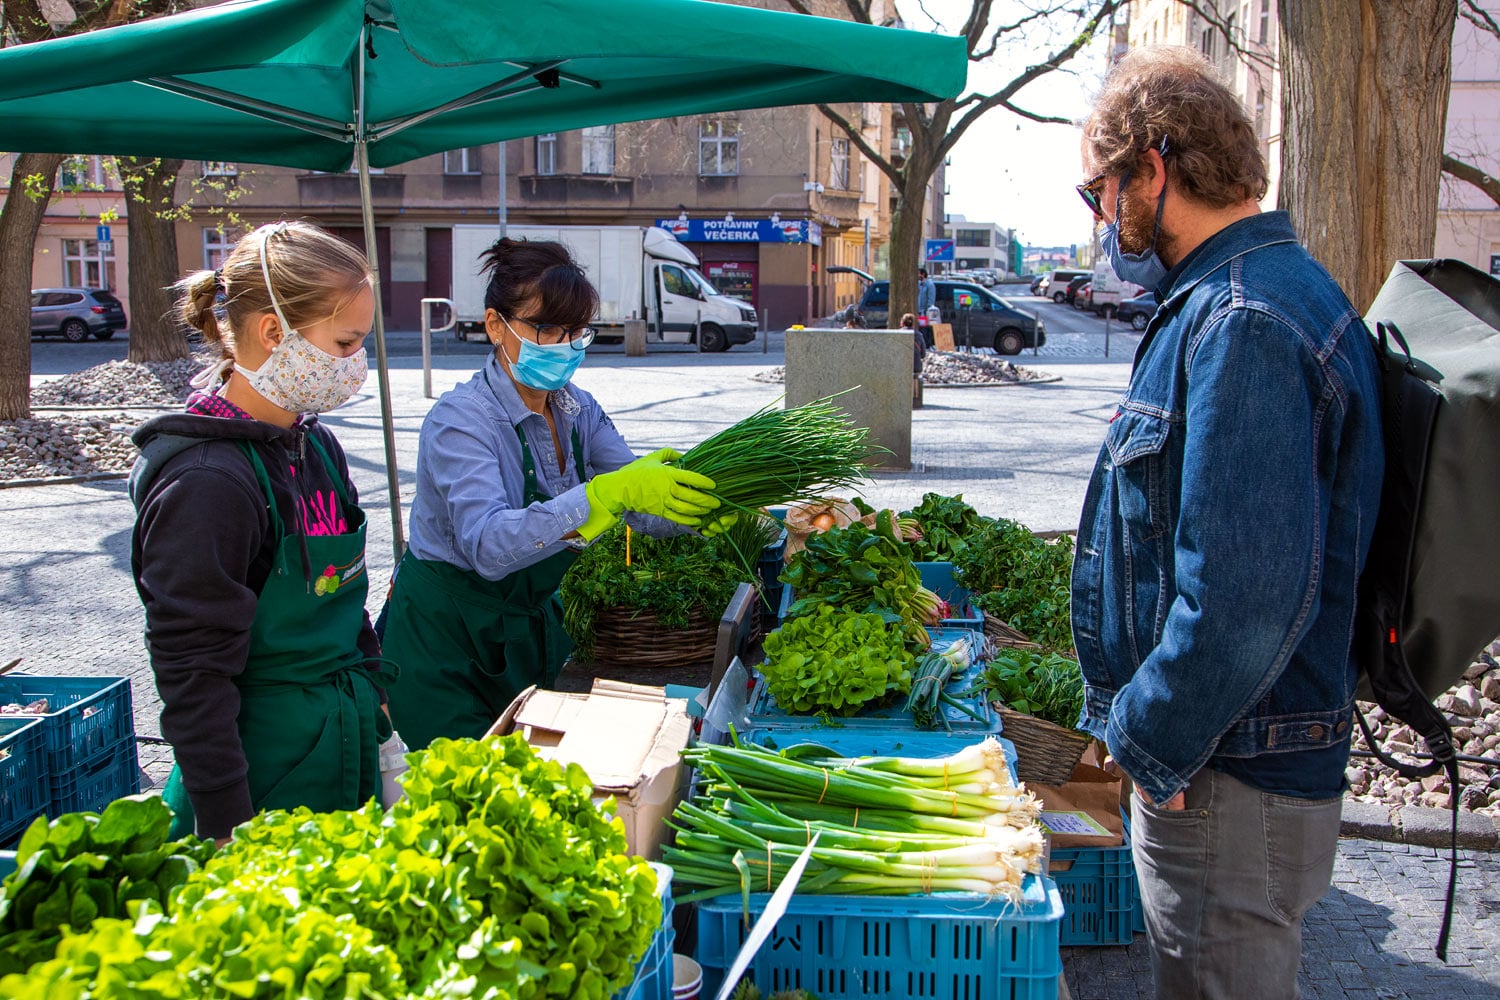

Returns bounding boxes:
[1307,724,1326,740]
[1335,719,1349,735]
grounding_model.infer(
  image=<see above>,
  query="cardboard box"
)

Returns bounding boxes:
[932,323,956,351]
[1032,761,1127,850]
[487,680,693,859]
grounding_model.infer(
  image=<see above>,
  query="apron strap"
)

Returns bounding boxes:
[512,419,586,505]
[305,433,354,509]
[236,441,285,539]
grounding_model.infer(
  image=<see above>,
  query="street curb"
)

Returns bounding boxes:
[923,374,1065,388]
[0,471,129,490]
[1340,798,1500,851]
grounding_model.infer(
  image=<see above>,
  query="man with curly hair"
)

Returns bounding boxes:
[1071,47,1386,997]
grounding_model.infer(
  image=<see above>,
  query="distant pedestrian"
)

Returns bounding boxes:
[901,312,925,374]
[1072,47,1384,998]
[130,222,391,844]
[917,268,936,317]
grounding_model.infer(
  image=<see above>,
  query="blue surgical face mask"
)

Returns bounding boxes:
[500,315,585,392]
[1100,169,1170,291]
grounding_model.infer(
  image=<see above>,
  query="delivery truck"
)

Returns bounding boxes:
[450,224,759,351]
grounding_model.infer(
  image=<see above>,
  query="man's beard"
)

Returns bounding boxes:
[1117,178,1175,264]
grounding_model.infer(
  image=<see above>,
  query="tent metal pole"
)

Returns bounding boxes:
[355,23,405,562]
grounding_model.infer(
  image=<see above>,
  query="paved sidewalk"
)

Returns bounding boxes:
[8,329,1500,997]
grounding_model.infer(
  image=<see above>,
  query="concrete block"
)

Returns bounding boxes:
[1340,799,1398,841]
[1396,804,1500,850]
[623,319,647,357]
[785,328,912,469]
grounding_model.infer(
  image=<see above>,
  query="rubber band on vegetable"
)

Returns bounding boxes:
[625,524,632,567]
[817,768,830,804]
[852,807,860,828]
[766,842,773,891]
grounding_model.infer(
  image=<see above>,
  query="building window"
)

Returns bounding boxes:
[955,228,991,248]
[830,138,850,190]
[1255,88,1267,139]
[202,227,242,269]
[443,147,481,175]
[536,133,557,175]
[59,155,108,191]
[201,161,238,178]
[698,119,740,176]
[1199,26,1215,60]
[1259,1,1271,44]
[62,238,116,289]
[581,125,615,175]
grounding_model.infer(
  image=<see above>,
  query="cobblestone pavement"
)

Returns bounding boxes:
[10,330,1500,997]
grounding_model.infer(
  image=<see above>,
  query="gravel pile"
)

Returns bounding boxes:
[0,415,139,481]
[30,357,204,407]
[1349,642,1500,818]
[750,351,1053,387]
[1,358,205,482]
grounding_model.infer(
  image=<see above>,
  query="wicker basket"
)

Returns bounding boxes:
[993,705,1094,786]
[587,606,721,669]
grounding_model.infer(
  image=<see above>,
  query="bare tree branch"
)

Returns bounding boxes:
[1443,152,1500,208]
[936,0,1122,163]
[817,101,906,189]
[1170,0,1278,72]
[998,100,1072,125]
[972,4,1066,62]
[1460,0,1500,39]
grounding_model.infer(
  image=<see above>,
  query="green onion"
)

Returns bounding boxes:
[673,396,882,513]
[665,734,1045,904]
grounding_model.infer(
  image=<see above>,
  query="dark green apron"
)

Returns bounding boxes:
[383,420,584,751]
[164,437,391,839]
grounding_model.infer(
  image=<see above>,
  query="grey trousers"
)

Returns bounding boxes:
[1130,767,1343,1000]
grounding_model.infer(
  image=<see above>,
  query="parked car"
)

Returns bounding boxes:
[1063,274,1092,306]
[1037,268,1091,302]
[1115,291,1159,331]
[1073,281,1094,311]
[855,279,1045,355]
[30,288,128,342]
[1028,274,1045,295]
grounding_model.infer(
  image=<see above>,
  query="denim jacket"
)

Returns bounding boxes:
[1070,211,1384,804]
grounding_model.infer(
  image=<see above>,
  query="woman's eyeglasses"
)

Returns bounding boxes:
[1077,171,1108,217]
[515,317,597,350]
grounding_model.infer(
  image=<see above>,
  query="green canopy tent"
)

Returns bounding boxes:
[0,0,966,557]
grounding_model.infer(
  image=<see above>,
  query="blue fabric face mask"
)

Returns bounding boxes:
[500,316,586,391]
[1100,168,1170,292]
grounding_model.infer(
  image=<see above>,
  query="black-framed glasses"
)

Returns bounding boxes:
[513,316,597,350]
[1077,171,1108,217]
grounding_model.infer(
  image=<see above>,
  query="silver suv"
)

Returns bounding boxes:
[30,287,129,342]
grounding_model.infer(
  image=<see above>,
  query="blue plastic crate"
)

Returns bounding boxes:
[0,850,16,882]
[758,528,788,613]
[741,727,1021,789]
[915,561,984,629]
[0,675,134,775]
[777,572,981,631]
[696,874,1064,1000]
[614,862,676,1000]
[0,717,48,845]
[46,737,140,817]
[749,627,998,734]
[1049,840,1138,946]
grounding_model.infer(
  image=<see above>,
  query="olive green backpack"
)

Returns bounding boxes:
[1357,258,1500,961]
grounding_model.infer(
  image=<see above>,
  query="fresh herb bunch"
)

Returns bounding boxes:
[5,736,661,1000]
[673,397,878,512]
[955,518,1076,651]
[0,797,215,977]
[760,606,912,715]
[964,649,1085,729]
[562,523,753,659]
[901,492,987,562]
[781,512,939,644]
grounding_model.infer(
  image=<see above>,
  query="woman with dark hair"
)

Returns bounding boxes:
[381,238,724,749]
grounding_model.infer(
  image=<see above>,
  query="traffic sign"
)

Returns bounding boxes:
[98,241,114,253]
[96,224,111,243]
[924,238,955,262]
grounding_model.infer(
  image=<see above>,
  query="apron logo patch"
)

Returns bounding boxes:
[314,555,366,596]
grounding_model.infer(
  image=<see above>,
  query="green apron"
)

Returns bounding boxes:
[164,437,391,839]
[383,420,584,751]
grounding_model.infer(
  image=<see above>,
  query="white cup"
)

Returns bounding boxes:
[671,953,702,1000]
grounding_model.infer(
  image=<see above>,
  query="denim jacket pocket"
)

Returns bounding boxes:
[1106,409,1172,541]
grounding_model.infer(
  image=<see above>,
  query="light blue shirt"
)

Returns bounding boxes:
[917,277,936,314]
[406,355,674,581]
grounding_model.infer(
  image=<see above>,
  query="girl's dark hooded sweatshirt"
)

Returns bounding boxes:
[129,404,381,839]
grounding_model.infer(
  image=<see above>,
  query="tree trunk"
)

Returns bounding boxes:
[117,157,188,363]
[0,153,64,421]
[1279,0,1457,312]
[887,174,930,326]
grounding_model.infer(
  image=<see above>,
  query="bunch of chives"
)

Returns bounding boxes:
[663,734,1045,904]
[673,396,882,512]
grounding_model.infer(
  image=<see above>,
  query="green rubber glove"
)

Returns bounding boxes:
[699,511,739,538]
[578,449,719,540]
